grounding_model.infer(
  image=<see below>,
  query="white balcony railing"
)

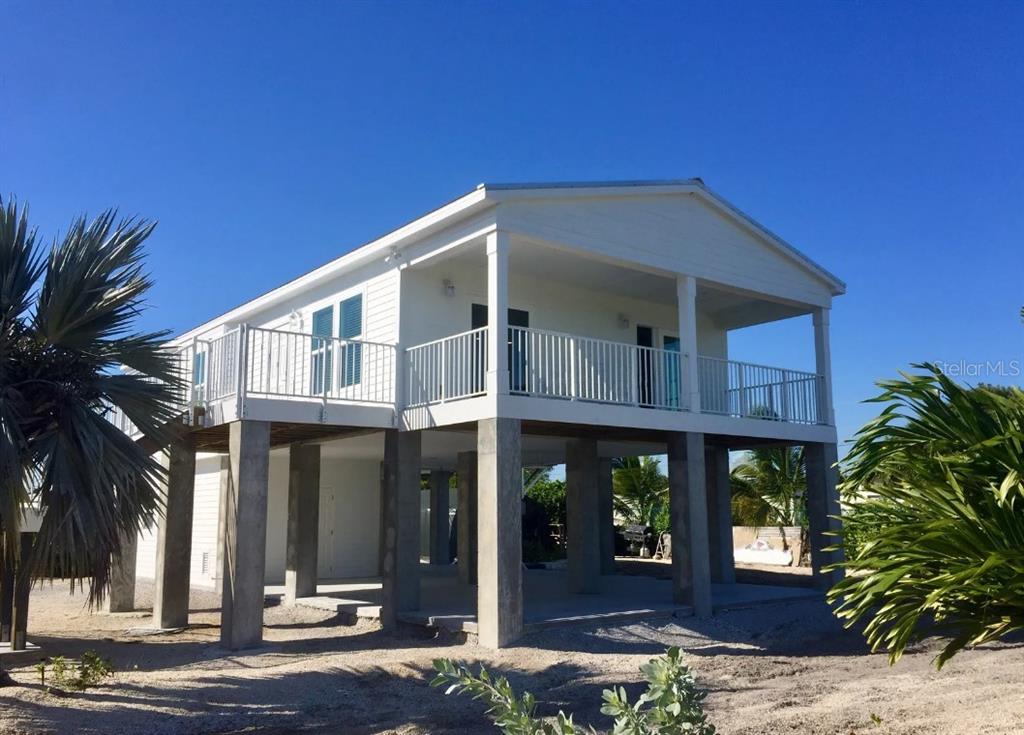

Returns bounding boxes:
[406,327,488,406]
[404,327,825,424]
[508,327,685,410]
[697,356,822,425]
[245,326,396,405]
[106,322,826,436]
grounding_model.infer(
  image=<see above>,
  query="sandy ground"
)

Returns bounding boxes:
[0,580,1022,735]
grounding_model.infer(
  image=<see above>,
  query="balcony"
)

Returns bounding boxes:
[108,323,826,437]
[405,326,825,425]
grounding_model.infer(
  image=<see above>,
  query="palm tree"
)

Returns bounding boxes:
[730,447,807,555]
[612,457,668,529]
[829,366,1024,668]
[0,198,180,606]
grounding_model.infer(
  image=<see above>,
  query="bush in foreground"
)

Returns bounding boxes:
[431,646,715,734]
[829,366,1024,668]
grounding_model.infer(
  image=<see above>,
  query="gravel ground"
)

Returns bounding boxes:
[0,581,1021,734]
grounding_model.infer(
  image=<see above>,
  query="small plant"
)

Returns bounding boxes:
[431,646,715,734]
[50,656,72,690]
[40,651,114,692]
[78,651,114,688]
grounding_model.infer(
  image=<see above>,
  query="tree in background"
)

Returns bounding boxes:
[730,447,808,555]
[613,457,669,535]
[829,366,1024,668]
[0,199,180,604]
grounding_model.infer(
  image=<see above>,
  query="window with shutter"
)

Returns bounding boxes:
[340,294,362,386]
[311,306,334,394]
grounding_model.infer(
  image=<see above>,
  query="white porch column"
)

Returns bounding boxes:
[676,275,700,412]
[486,230,510,396]
[813,307,835,426]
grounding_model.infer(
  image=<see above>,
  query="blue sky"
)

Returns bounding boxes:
[4,1,1022,450]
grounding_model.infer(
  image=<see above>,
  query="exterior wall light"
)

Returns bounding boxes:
[443,279,455,298]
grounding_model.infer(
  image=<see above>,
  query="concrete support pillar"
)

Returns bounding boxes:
[104,529,138,613]
[429,470,453,565]
[380,429,422,629]
[285,443,321,605]
[705,447,735,584]
[214,455,230,587]
[486,230,510,395]
[153,441,197,629]
[566,438,600,594]
[806,442,844,589]
[667,432,712,617]
[813,307,835,426]
[220,420,271,650]
[0,538,14,643]
[477,418,522,649]
[598,458,616,575]
[457,451,478,585]
[11,532,33,650]
[676,274,701,412]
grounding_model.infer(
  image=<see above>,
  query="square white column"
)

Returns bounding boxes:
[486,230,510,396]
[676,274,701,412]
[813,307,835,426]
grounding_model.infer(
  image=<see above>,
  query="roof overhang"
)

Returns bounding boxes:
[176,179,845,342]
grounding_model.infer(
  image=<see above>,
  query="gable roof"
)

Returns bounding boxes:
[177,179,844,341]
[480,179,846,296]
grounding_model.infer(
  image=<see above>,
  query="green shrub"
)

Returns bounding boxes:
[829,367,1024,668]
[431,646,715,734]
[41,651,114,692]
[526,478,567,528]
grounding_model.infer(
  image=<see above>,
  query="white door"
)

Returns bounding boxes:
[318,486,336,579]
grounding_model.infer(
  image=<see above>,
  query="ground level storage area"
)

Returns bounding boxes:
[121,416,842,651]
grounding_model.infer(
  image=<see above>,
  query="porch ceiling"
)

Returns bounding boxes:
[419,235,812,330]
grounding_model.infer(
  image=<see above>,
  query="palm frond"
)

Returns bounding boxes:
[829,366,1024,668]
[1,203,174,604]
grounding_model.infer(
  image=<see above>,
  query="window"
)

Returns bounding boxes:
[192,351,206,401]
[340,294,363,386]
[311,305,334,394]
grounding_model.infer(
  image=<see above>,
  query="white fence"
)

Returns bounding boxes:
[698,356,822,424]
[406,327,488,406]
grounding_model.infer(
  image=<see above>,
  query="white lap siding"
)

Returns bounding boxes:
[134,454,224,590]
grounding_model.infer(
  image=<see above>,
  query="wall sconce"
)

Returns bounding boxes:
[617,313,630,330]
[443,279,455,298]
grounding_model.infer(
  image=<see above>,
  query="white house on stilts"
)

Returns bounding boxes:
[109,179,845,650]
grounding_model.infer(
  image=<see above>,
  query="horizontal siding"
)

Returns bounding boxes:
[190,456,222,587]
[501,195,833,307]
[363,270,398,344]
